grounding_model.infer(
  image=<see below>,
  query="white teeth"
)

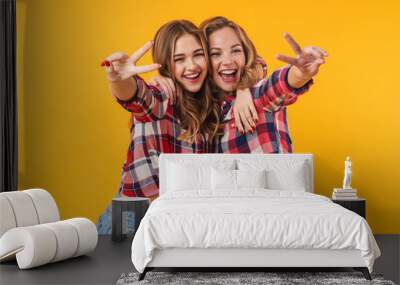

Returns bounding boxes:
[220,70,236,75]
[184,73,200,79]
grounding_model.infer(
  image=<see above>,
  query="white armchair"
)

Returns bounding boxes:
[0,189,97,269]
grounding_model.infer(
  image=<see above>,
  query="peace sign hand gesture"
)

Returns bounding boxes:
[276,33,328,83]
[101,41,161,83]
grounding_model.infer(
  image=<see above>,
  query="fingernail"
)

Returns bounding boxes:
[100,60,106,67]
[105,61,111,67]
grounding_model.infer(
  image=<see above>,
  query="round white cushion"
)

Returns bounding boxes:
[0,191,39,228]
[24,189,60,223]
[0,218,98,269]
[64,218,98,257]
[0,189,59,238]
[0,196,17,237]
[42,221,79,262]
[0,225,57,268]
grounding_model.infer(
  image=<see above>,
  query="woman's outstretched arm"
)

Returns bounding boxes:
[102,41,159,100]
[245,33,327,112]
[101,41,173,121]
[278,32,328,88]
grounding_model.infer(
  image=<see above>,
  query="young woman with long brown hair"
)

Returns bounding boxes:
[97,20,221,234]
[199,16,327,153]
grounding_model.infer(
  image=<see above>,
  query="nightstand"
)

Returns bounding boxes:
[112,197,150,242]
[332,198,366,218]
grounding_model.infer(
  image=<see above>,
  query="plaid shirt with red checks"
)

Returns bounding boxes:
[218,66,313,153]
[114,76,209,198]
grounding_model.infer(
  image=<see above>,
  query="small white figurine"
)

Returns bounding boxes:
[342,156,352,189]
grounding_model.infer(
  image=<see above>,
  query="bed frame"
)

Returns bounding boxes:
[138,154,371,281]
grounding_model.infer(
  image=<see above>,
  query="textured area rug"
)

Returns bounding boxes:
[116,271,396,285]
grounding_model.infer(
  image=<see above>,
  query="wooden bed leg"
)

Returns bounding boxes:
[361,267,372,280]
[138,268,148,281]
[354,267,372,280]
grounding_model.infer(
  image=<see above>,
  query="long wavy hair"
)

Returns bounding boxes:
[151,20,221,144]
[199,16,264,90]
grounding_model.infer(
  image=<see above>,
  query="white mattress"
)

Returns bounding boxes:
[131,190,380,273]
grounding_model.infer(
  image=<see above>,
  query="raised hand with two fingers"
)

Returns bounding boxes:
[276,33,328,86]
[100,41,161,83]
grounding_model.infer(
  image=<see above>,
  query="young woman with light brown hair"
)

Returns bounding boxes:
[97,20,221,234]
[199,16,327,153]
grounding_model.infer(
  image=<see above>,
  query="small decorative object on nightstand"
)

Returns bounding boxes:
[332,198,366,219]
[112,197,150,242]
[332,156,365,218]
[342,156,352,190]
[332,156,359,200]
[332,188,358,199]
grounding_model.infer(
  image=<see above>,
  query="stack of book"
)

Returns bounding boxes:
[332,188,358,200]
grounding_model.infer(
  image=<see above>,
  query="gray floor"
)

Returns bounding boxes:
[0,236,134,285]
[0,235,399,285]
[374,235,400,284]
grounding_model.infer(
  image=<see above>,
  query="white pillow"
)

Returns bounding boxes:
[237,169,267,189]
[266,167,307,191]
[167,162,211,191]
[238,159,309,191]
[211,168,267,190]
[211,168,236,190]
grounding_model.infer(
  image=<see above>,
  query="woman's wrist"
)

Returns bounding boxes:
[108,77,137,101]
[287,65,312,89]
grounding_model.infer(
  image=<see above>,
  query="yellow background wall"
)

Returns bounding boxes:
[16,0,400,234]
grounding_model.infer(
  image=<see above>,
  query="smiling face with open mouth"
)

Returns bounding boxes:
[208,27,245,93]
[173,33,207,93]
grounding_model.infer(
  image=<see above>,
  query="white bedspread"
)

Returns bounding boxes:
[131,190,380,273]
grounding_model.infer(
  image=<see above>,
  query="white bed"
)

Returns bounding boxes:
[131,154,380,280]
